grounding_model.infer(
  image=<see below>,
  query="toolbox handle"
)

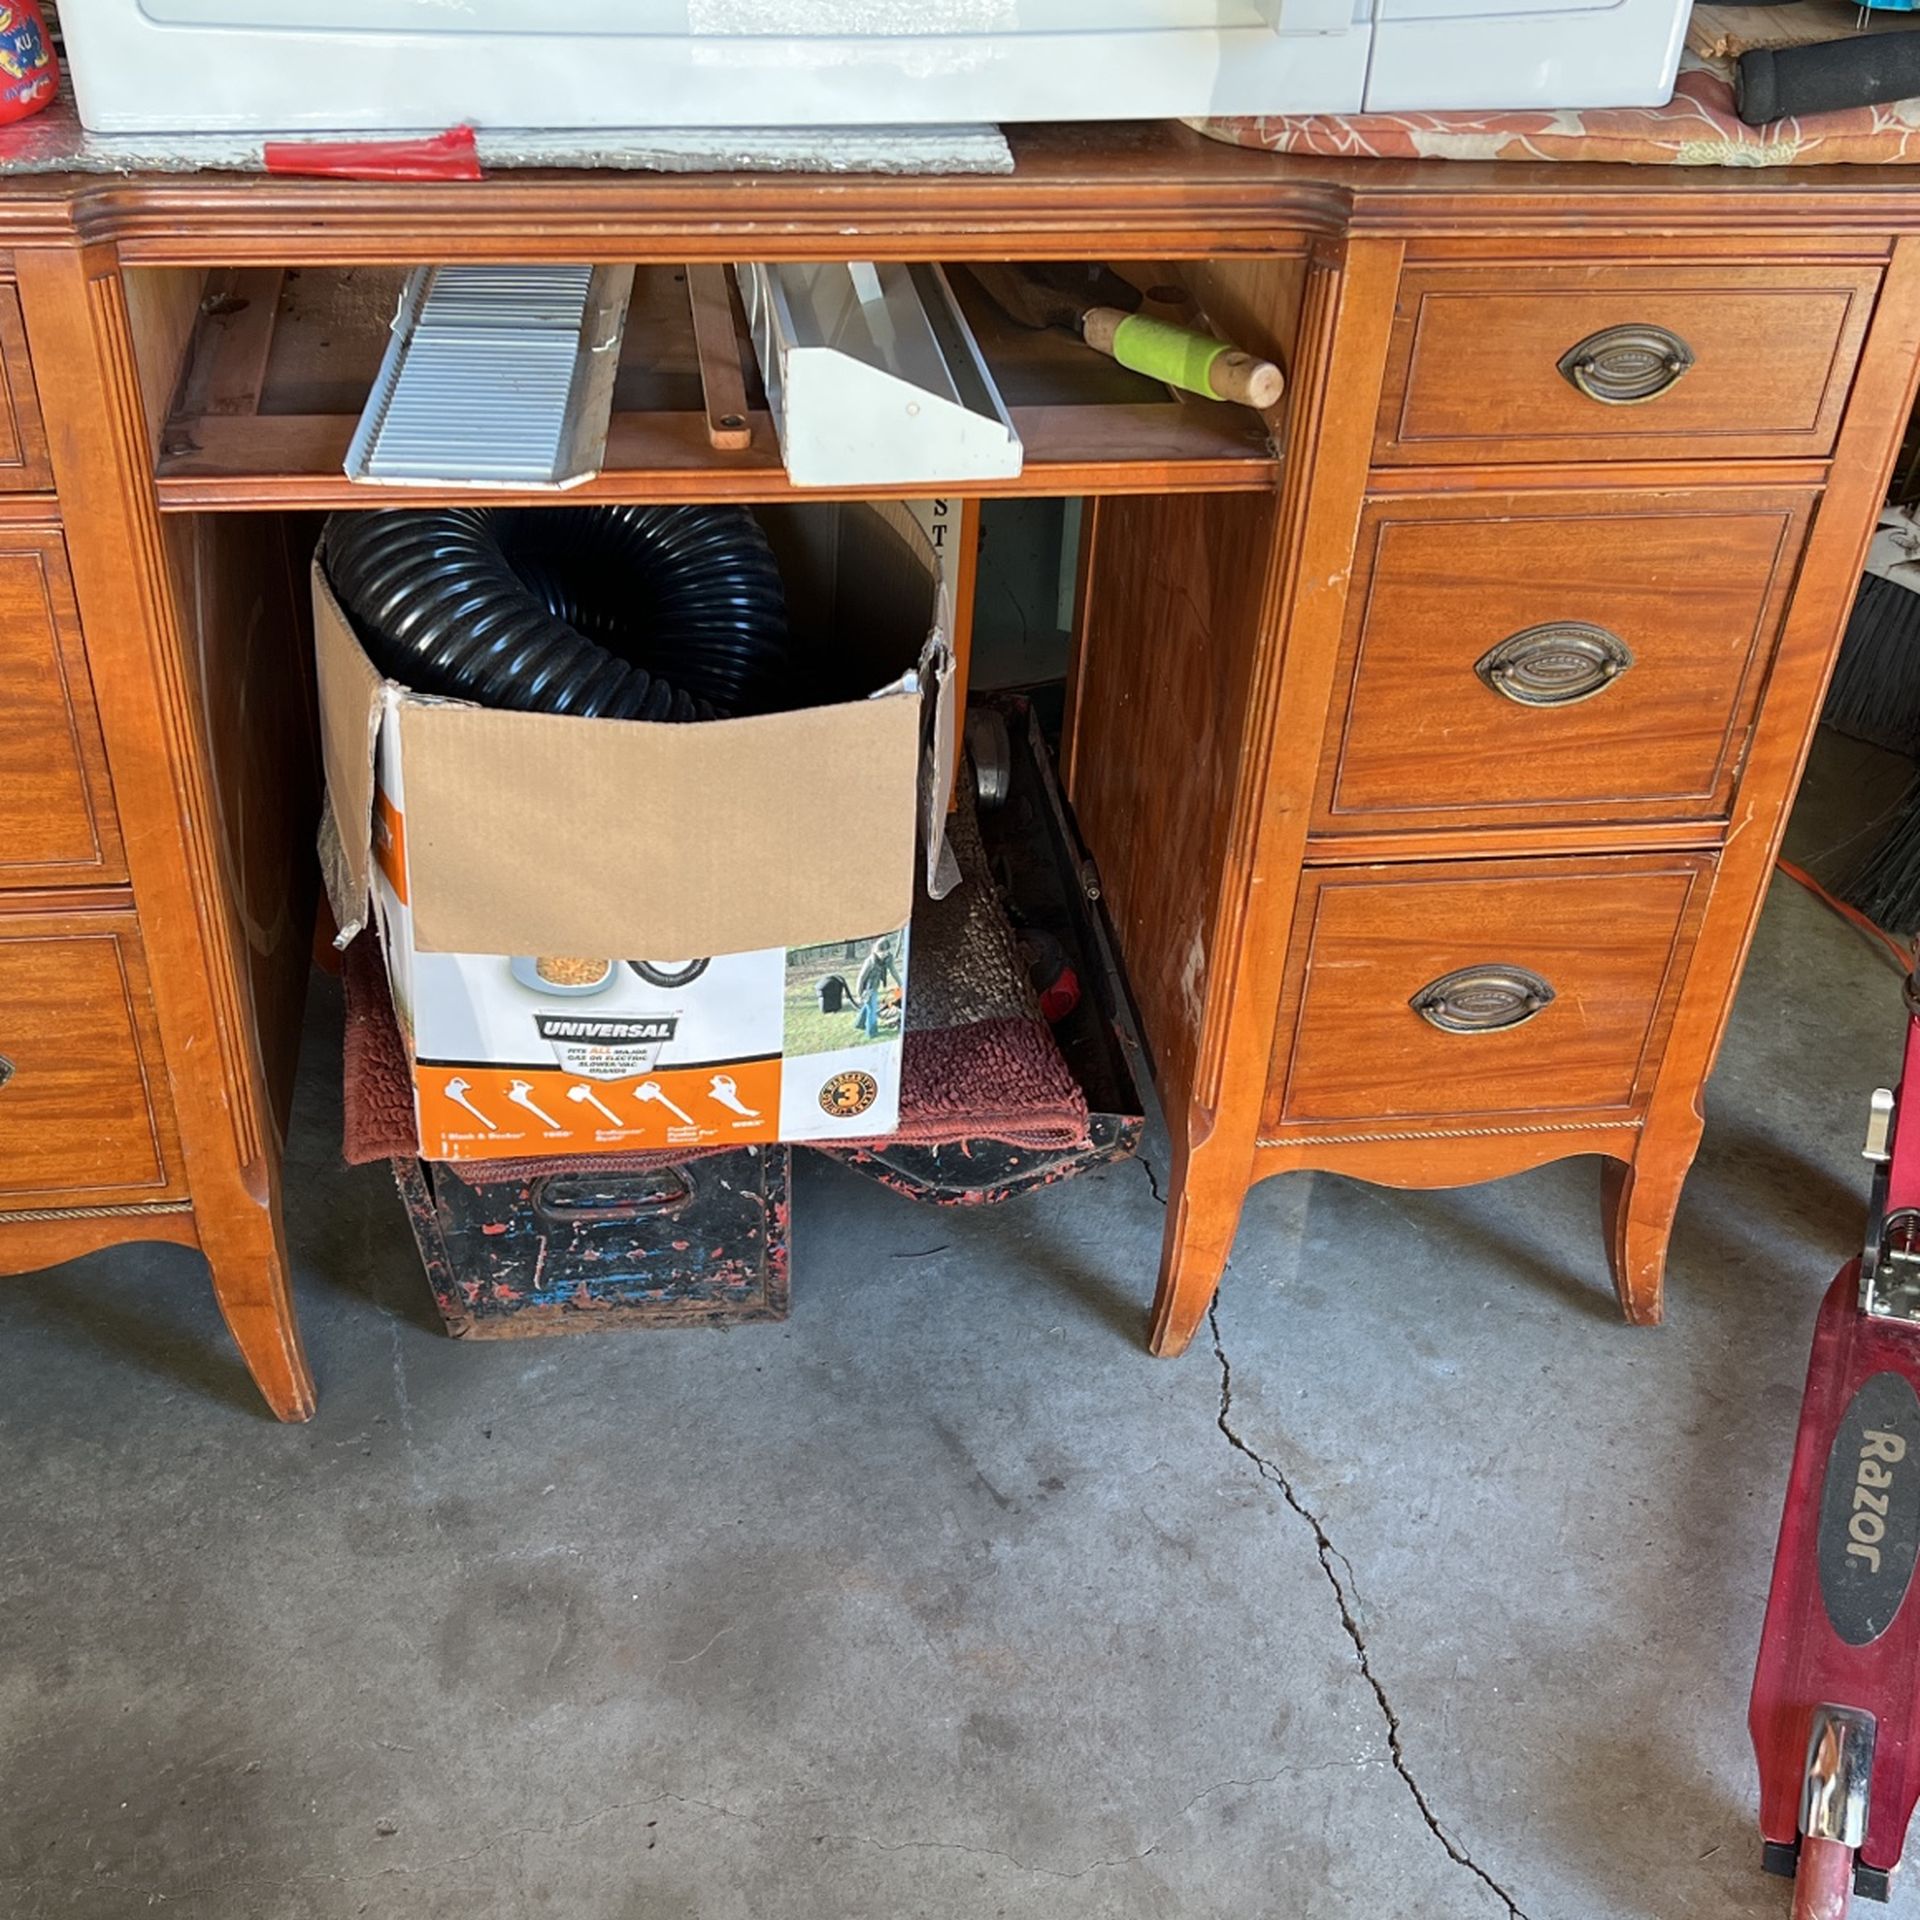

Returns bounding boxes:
[530,1167,696,1226]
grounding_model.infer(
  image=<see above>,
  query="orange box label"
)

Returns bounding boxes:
[373,790,408,906]
[414,1057,782,1162]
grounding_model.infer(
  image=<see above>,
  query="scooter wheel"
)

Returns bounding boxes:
[1793,1835,1853,1920]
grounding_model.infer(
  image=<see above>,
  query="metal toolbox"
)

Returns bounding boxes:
[393,1144,789,1336]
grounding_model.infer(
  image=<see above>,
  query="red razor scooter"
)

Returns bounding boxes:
[1752,971,1920,1918]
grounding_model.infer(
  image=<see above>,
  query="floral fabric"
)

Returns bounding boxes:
[1191,55,1920,167]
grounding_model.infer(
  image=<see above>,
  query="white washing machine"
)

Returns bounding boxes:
[55,0,1693,133]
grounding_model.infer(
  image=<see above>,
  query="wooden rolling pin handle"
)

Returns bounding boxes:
[1208,349,1286,410]
[1082,307,1127,356]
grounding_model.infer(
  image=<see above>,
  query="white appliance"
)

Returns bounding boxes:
[57,0,1692,134]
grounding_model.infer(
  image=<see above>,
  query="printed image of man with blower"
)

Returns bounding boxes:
[854,937,901,1039]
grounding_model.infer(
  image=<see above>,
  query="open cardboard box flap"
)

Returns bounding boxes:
[317,500,953,961]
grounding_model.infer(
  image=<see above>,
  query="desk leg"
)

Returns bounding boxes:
[201,1198,316,1422]
[1602,1112,1703,1327]
[1149,1128,1250,1357]
[16,252,321,1423]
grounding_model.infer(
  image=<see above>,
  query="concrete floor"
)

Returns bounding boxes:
[4,744,1917,1920]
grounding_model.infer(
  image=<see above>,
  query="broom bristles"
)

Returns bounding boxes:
[1843,774,1920,935]
[1822,567,1920,931]
[1826,572,1920,755]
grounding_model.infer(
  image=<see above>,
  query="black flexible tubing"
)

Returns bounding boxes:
[323,504,789,721]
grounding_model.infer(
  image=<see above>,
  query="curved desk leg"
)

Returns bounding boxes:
[202,1201,316,1422]
[1149,1129,1251,1358]
[1602,1113,1703,1327]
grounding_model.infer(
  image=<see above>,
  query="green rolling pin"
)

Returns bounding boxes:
[965,262,1286,410]
[1081,307,1284,408]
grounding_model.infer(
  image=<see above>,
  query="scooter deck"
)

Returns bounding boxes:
[1752,1262,1920,1893]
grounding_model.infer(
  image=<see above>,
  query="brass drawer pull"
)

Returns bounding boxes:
[1410,965,1555,1034]
[1557,324,1694,405]
[1475,622,1634,708]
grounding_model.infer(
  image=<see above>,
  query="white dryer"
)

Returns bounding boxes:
[55,0,1693,133]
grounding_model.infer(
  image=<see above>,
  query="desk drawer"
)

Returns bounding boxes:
[1313,490,1812,839]
[1264,853,1712,1134]
[0,528,124,888]
[1375,264,1878,465]
[0,906,181,1209]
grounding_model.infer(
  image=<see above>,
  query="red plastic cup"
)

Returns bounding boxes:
[0,2,57,129]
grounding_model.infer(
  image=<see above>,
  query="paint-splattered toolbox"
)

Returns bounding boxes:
[393,1146,790,1337]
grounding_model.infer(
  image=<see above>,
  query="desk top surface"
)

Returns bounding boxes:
[3,111,1918,261]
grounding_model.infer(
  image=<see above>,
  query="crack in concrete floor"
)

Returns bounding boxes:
[1135,1150,1526,1918]
[1205,1288,1531,1920]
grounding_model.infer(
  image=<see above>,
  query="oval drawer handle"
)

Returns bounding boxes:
[1557,324,1694,405]
[0,1054,11,1090]
[1410,965,1555,1035]
[1475,622,1634,707]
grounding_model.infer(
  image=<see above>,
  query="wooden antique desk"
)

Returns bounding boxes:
[0,125,1912,1418]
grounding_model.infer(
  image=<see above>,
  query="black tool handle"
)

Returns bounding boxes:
[1737,33,1920,126]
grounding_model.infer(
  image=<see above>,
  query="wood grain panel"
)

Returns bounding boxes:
[0,283,49,491]
[1176,254,1308,448]
[68,127,1920,277]
[122,266,209,459]
[0,525,125,887]
[1254,1118,1641,1189]
[0,907,182,1207]
[17,246,316,1420]
[1314,489,1812,839]
[1376,263,1880,464]
[1264,853,1713,1133]
[1064,488,1280,1118]
[0,1205,197,1280]
[158,512,321,1149]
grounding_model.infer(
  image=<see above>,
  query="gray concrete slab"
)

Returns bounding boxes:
[0,738,1909,1919]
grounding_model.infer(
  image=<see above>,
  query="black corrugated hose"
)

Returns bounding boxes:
[323,504,790,721]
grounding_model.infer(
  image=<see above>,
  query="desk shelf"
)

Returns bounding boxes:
[150,264,1281,510]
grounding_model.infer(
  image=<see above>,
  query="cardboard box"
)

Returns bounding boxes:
[316,501,952,1163]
